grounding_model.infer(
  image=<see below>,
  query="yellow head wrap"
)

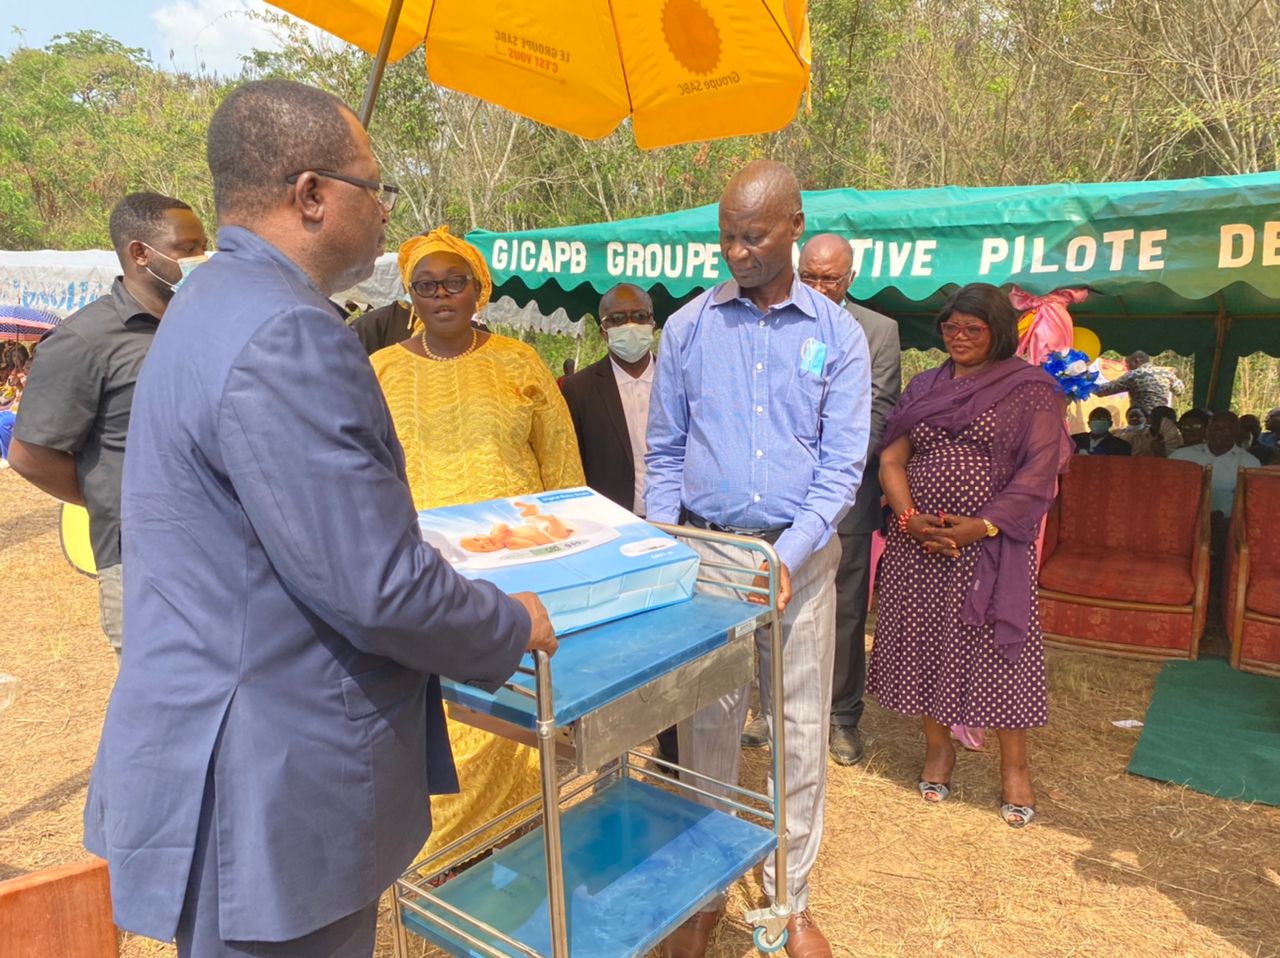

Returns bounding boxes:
[397,226,493,311]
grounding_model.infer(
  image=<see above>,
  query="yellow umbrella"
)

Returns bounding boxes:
[268,0,810,148]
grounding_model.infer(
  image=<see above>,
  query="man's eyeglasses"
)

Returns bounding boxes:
[286,170,400,213]
[799,272,850,289]
[410,275,472,298]
[940,321,991,340]
[601,310,655,326]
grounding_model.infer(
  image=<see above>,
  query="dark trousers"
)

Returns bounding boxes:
[176,768,380,958]
[656,724,680,761]
[831,529,872,729]
[1210,511,1228,592]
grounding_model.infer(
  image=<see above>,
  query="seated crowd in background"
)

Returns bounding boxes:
[1055,390,1274,591]
[1074,399,1275,466]
[0,341,31,467]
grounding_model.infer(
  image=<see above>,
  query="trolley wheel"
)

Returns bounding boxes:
[753,925,788,953]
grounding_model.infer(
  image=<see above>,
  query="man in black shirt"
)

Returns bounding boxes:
[349,297,413,354]
[349,296,491,355]
[11,192,208,655]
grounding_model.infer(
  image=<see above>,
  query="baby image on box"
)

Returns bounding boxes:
[418,488,699,634]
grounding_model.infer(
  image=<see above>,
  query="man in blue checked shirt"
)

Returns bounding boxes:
[647,160,870,958]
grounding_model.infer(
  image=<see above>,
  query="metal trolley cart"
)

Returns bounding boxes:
[390,525,794,958]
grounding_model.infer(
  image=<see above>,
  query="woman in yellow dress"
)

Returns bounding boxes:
[371,226,584,864]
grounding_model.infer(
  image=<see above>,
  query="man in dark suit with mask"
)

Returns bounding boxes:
[561,283,657,515]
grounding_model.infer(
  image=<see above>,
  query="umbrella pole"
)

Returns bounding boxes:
[357,0,407,128]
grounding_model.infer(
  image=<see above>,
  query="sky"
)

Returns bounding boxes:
[3,0,301,76]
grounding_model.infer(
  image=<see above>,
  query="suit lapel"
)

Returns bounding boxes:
[594,358,634,470]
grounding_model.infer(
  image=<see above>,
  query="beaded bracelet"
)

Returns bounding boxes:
[897,507,920,534]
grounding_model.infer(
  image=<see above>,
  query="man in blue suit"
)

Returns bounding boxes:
[82,80,557,958]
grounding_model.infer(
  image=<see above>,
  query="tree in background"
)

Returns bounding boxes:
[0,31,219,248]
[2,2,1279,411]
[6,1,1280,246]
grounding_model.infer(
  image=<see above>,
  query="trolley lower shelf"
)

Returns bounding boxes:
[400,777,776,958]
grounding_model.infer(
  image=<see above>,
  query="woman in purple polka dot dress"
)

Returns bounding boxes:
[868,283,1071,828]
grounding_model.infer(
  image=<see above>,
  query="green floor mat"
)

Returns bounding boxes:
[1128,658,1280,805]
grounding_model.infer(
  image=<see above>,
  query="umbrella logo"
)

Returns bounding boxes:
[662,0,722,76]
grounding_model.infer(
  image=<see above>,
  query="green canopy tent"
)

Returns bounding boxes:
[467,172,1280,409]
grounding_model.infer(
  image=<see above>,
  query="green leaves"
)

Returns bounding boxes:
[3,0,1278,253]
[0,31,218,249]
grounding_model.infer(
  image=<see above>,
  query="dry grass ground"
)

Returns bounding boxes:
[2,471,1277,958]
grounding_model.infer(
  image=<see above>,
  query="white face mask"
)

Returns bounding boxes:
[606,323,654,363]
[142,244,210,295]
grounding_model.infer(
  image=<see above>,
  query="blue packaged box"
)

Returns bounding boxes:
[417,487,699,634]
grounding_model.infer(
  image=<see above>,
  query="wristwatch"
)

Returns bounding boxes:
[982,518,999,538]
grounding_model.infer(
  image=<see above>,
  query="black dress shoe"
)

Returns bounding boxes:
[829,725,864,766]
[741,713,769,748]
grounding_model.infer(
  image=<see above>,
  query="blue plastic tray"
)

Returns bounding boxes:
[402,777,776,958]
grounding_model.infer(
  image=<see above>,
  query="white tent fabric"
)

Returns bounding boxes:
[482,296,583,336]
[0,250,581,335]
[0,250,120,316]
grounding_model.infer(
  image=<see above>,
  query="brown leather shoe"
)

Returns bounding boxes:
[785,909,832,958]
[664,909,723,958]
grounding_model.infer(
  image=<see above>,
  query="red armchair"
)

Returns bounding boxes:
[1226,468,1280,677]
[1037,456,1212,660]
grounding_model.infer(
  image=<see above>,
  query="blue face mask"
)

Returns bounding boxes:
[1089,420,1111,436]
[606,323,655,363]
[142,244,209,296]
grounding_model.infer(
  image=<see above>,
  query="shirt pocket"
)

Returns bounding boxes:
[783,372,828,444]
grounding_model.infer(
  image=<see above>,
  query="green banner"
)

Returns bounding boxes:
[468,172,1280,306]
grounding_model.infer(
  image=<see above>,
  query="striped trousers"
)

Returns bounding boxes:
[677,535,840,914]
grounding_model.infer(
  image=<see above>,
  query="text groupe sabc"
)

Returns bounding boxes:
[487,220,1280,283]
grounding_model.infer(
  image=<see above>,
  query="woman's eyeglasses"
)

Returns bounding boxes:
[940,321,990,340]
[410,275,472,298]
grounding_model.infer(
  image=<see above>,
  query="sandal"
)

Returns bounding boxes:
[917,780,951,803]
[999,800,1036,828]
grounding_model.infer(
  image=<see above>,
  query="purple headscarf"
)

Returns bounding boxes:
[880,356,1073,662]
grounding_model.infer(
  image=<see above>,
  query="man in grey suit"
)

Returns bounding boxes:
[83,80,556,958]
[799,233,901,766]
